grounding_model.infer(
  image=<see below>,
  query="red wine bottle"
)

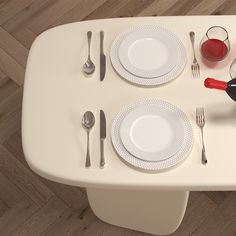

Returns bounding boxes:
[204,78,236,101]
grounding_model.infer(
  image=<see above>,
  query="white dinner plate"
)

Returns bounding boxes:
[119,105,185,162]
[110,25,187,86]
[111,99,193,171]
[118,30,178,78]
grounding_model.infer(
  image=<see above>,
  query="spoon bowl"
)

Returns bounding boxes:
[82,111,95,168]
[83,59,95,75]
[82,111,95,130]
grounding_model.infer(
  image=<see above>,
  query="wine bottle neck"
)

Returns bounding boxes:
[204,78,227,90]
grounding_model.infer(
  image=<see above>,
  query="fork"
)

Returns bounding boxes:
[196,107,207,164]
[190,32,200,78]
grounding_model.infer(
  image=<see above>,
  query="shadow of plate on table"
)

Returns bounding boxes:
[206,102,236,125]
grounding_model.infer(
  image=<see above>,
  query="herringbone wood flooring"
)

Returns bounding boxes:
[1,0,236,235]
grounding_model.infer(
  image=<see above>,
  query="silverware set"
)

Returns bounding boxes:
[82,31,107,168]
[83,30,106,81]
[189,31,200,78]
[82,110,106,168]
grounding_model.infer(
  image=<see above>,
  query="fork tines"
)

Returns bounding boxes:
[191,62,200,78]
[196,107,205,125]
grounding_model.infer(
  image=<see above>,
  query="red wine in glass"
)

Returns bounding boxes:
[201,39,228,61]
[200,26,230,61]
[204,78,236,101]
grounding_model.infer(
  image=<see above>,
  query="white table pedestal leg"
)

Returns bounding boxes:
[87,188,189,235]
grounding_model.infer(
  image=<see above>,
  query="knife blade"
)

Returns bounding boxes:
[100,31,106,81]
[100,110,106,168]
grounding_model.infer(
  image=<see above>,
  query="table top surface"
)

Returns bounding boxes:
[22,15,236,190]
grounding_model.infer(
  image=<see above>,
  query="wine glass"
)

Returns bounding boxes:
[200,26,230,61]
[229,58,236,79]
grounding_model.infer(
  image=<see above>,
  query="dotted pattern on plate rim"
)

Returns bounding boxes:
[110,25,187,86]
[111,99,193,171]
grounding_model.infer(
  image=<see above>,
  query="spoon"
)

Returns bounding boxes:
[83,31,95,75]
[82,111,95,168]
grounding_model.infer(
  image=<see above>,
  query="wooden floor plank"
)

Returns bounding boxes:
[2,0,52,49]
[0,200,38,235]
[42,206,100,236]
[0,88,22,143]
[161,0,204,16]
[203,191,232,205]
[186,0,226,15]
[173,193,217,236]
[0,76,19,103]
[0,172,26,207]
[0,145,54,207]
[2,0,53,33]
[191,194,236,236]
[0,174,38,235]
[12,196,68,236]
[41,205,92,236]
[40,180,88,209]
[0,199,9,218]
[52,0,107,26]
[0,26,28,67]
[136,0,179,16]
[83,0,154,20]
[0,47,25,85]
[3,132,27,165]
[212,0,236,15]
[0,0,35,25]
[66,208,148,236]
[219,220,236,236]
[27,0,85,34]
[13,26,37,49]
[0,69,6,82]
[0,105,21,143]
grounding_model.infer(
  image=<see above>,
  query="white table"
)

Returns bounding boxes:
[22,16,236,235]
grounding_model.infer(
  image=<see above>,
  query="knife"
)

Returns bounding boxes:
[100,31,106,81]
[100,110,106,168]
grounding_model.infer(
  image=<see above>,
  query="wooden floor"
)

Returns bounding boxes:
[1,0,236,235]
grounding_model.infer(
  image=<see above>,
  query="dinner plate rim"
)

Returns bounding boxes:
[111,99,193,171]
[110,25,187,86]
